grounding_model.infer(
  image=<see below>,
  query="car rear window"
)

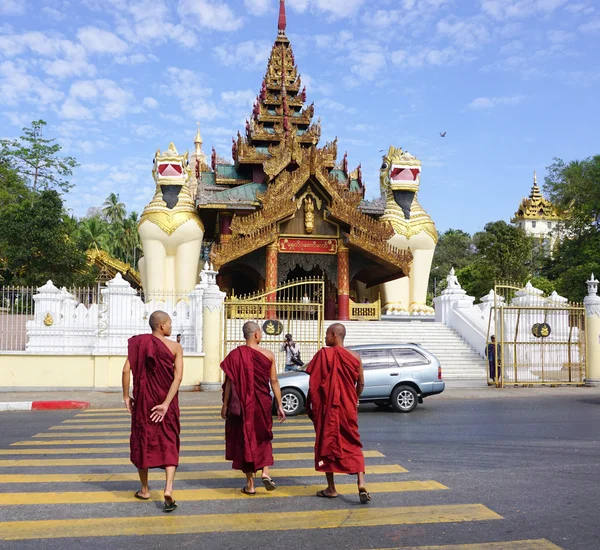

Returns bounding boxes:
[359,349,392,369]
[391,348,429,367]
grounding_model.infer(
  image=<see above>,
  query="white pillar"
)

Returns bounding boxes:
[584,274,600,386]
[201,264,225,392]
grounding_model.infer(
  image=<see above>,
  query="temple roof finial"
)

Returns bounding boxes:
[194,122,203,155]
[278,0,287,34]
[533,170,537,186]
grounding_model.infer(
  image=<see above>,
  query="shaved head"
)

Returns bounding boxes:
[326,323,346,346]
[243,321,260,341]
[149,310,170,331]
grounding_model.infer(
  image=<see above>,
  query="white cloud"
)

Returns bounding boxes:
[42,7,66,21]
[243,0,272,16]
[161,66,222,121]
[221,89,256,108]
[481,0,567,20]
[77,26,129,54]
[61,79,137,120]
[0,0,24,15]
[319,98,358,114]
[437,16,490,50]
[80,163,110,173]
[468,95,526,109]
[179,0,243,31]
[349,49,387,81]
[547,29,575,42]
[214,40,271,69]
[288,0,365,19]
[391,47,460,68]
[579,18,600,32]
[564,3,594,14]
[143,97,159,109]
[0,61,64,107]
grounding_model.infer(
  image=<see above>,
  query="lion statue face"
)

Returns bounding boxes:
[152,142,191,186]
[380,145,421,220]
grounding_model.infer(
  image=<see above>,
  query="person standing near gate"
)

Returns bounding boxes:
[122,310,183,513]
[281,333,302,372]
[221,321,286,495]
[305,323,371,503]
[486,335,501,385]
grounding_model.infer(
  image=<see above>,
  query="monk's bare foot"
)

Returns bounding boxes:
[135,489,150,500]
[358,487,372,504]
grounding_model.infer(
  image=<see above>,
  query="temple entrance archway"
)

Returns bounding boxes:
[217,263,262,297]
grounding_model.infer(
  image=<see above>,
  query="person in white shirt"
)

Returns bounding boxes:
[281,333,300,372]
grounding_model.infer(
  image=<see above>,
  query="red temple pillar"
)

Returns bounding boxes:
[325,283,337,320]
[337,242,350,321]
[219,212,232,243]
[265,242,278,319]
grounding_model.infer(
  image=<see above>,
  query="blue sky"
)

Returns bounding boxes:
[1,0,599,234]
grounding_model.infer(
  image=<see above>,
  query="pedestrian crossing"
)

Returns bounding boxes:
[0,406,563,548]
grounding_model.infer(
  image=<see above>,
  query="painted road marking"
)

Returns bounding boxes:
[48,423,312,431]
[0,481,446,506]
[0,504,503,540]
[0,450,384,467]
[13,432,316,445]
[0,441,315,455]
[63,415,226,422]
[0,464,408,484]
[38,426,314,436]
[77,406,222,413]
[370,540,563,550]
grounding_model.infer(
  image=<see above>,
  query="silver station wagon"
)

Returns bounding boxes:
[278,344,445,416]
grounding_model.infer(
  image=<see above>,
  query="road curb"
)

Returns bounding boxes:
[0,401,90,412]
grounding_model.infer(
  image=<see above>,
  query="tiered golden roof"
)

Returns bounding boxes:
[513,171,560,221]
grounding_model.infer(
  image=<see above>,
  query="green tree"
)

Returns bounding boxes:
[454,221,533,299]
[544,155,600,233]
[102,192,126,225]
[0,120,79,196]
[79,217,112,252]
[429,229,474,295]
[0,190,89,286]
[543,230,600,301]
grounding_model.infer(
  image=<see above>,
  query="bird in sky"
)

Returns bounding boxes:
[439,132,447,137]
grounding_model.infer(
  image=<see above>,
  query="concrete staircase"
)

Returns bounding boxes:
[341,321,487,380]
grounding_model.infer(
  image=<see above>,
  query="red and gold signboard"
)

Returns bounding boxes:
[278,238,337,254]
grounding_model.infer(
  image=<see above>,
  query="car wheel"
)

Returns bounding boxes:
[391,385,418,413]
[281,388,304,416]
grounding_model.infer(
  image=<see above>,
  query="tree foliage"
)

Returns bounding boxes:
[0,120,79,195]
[544,155,600,233]
[430,229,474,295]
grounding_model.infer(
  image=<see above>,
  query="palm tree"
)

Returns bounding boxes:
[79,217,111,251]
[102,193,126,225]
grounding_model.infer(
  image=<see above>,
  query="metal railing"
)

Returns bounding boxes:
[349,297,381,321]
[223,278,325,372]
[486,282,587,386]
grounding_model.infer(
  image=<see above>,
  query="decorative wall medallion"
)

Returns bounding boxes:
[262,319,284,336]
[43,313,54,327]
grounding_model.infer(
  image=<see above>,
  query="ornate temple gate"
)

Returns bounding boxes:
[223,278,324,372]
[487,283,587,387]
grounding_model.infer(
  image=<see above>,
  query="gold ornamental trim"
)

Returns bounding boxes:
[139,211,204,236]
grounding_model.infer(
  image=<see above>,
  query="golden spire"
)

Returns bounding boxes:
[533,170,537,186]
[194,122,203,156]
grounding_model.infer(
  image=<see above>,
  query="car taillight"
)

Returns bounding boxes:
[438,366,442,380]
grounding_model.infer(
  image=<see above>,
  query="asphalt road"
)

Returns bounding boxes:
[0,394,599,550]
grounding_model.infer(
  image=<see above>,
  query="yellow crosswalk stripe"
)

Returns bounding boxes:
[63,415,226,422]
[0,450,384,467]
[372,540,563,550]
[0,504,503,540]
[0,464,408,484]
[49,422,312,430]
[38,426,314,436]
[0,481,447,506]
[13,432,316,445]
[0,441,315,455]
[76,406,222,413]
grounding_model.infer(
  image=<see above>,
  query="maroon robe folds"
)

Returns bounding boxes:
[128,334,180,470]
[221,346,274,473]
[306,346,365,474]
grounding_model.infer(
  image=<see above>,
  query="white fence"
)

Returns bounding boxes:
[1,273,211,355]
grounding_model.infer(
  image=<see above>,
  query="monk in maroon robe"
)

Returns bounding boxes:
[221,321,286,495]
[306,323,371,503]
[122,310,183,512]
